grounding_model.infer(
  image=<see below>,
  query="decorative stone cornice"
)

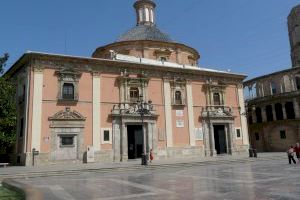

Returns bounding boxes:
[48,107,86,121]
[202,106,235,119]
[33,66,44,73]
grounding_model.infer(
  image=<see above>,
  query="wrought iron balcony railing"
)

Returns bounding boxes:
[111,102,156,116]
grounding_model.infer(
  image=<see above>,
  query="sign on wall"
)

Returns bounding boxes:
[176,120,184,128]
[176,110,184,117]
[195,127,203,140]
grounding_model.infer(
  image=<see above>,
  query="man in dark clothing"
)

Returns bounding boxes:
[287,146,296,164]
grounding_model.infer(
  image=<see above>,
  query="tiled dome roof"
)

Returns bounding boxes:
[117,25,173,42]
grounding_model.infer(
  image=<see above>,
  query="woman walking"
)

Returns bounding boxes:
[149,149,154,163]
[287,146,296,165]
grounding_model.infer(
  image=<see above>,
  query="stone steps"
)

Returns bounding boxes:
[0,155,286,181]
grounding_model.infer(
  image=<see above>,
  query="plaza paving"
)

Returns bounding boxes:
[11,156,300,200]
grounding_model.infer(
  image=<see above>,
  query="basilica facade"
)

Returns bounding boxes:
[7,0,249,166]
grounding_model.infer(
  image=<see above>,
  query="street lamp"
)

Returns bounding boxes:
[137,95,151,166]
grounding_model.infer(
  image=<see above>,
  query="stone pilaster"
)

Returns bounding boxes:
[186,81,196,146]
[228,123,235,155]
[282,104,287,120]
[163,79,173,147]
[147,123,153,152]
[272,105,277,121]
[31,67,44,151]
[203,122,211,156]
[143,125,147,154]
[225,125,230,154]
[113,120,121,162]
[237,84,249,145]
[252,109,257,123]
[121,123,127,162]
[92,72,101,151]
[209,124,216,156]
[261,107,267,122]
[293,98,300,119]
[152,123,158,153]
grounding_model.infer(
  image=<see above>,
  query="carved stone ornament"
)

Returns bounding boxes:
[49,107,86,121]
[201,106,234,118]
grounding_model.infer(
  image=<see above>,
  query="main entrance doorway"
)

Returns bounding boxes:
[214,125,227,154]
[127,125,143,159]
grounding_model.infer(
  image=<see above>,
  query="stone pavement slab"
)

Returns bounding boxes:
[14,154,300,200]
[0,153,286,181]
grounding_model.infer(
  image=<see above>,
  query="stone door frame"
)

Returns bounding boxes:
[112,116,158,162]
[203,119,235,157]
[48,108,86,162]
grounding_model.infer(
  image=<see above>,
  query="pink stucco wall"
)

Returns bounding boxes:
[24,66,244,154]
[39,69,93,152]
[148,78,166,149]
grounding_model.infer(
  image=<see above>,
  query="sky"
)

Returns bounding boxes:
[1,0,299,80]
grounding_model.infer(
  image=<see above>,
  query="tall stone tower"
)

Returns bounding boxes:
[288,5,300,68]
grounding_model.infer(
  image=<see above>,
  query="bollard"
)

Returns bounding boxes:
[32,148,39,166]
[248,148,253,158]
[141,154,148,166]
[253,149,257,158]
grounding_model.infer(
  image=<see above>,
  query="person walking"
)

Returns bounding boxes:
[149,149,154,163]
[294,143,300,163]
[287,146,296,165]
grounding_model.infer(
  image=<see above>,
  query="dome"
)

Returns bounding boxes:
[117,25,173,42]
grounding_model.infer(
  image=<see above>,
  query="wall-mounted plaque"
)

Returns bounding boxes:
[195,127,203,140]
[176,120,184,128]
[176,110,184,117]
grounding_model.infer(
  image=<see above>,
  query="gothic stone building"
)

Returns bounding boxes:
[243,4,300,152]
[7,0,249,166]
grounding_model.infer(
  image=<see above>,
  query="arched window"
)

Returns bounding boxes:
[139,9,144,22]
[275,103,283,120]
[159,56,167,62]
[266,105,273,122]
[271,82,277,95]
[213,93,221,105]
[296,76,300,90]
[255,107,262,123]
[285,102,295,119]
[63,83,74,100]
[130,87,139,102]
[145,8,150,21]
[175,91,182,105]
